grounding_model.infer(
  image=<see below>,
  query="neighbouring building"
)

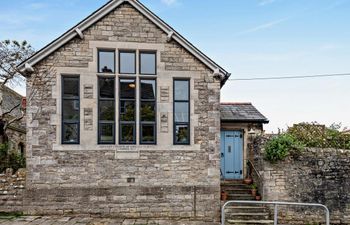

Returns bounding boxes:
[0,85,26,156]
[343,129,350,134]
[18,0,267,222]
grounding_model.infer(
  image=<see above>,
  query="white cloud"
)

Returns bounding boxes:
[235,17,288,36]
[161,0,177,6]
[259,0,277,6]
[28,2,48,10]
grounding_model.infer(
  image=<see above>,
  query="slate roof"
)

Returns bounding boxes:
[221,103,269,123]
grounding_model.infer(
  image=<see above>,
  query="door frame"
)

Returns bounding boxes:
[220,129,245,180]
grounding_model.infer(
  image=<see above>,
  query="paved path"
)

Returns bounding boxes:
[0,216,219,225]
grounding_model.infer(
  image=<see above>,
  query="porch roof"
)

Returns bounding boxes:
[220,103,269,123]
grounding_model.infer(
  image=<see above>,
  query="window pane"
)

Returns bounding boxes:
[141,102,155,122]
[120,79,136,99]
[63,124,79,143]
[99,78,115,99]
[63,100,79,121]
[120,101,135,121]
[141,124,155,143]
[174,102,189,123]
[141,80,156,100]
[63,77,79,98]
[140,52,156,74]
[120,52,136,74]
[120,124,135,143]
[174,80,189,101]
[99,123,114,143]
[175,125,189,144]
[99,101,115,121]
[98,51,115,73]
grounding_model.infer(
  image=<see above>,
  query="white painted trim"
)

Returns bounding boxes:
[24,63,34,73]
[75,28,84,39]
[19,0,229,78]
[167,31,174,42]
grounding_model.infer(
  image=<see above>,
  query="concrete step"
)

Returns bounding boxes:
[226,219,274,225]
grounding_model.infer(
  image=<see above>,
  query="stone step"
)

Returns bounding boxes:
[221,180,245,184]
[226,219,274,225]
[222,182,250,187]
[227,194,256,201]
[225,189,252,194]
[225,206,268,213]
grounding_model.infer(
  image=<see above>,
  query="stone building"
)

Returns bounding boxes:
[18,0,268,222]
[0,85,26,156]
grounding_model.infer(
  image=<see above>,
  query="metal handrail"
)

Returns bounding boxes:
[247,159,264,198]
[222,200,330,225]
[247,159,262,180]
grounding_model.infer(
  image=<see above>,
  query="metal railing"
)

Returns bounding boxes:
[222,200,330,225]
[247,160,264,198]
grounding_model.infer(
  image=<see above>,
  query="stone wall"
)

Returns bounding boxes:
[253,136,350,224]
[0,168,26,212]
[26,2,221,222]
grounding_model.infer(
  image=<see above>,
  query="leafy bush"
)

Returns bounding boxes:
[288,122,350,149]
[0,143,26,173]
[264,134,304,163]
[264,122,350,163]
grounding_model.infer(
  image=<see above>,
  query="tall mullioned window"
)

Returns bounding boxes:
[94,49,158,145]
[98,77,115,144]
[173,79,190,145]
[62,76,80,144]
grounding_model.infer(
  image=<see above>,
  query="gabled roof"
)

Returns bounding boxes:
[19,0,230,83]
[220,102,269,123]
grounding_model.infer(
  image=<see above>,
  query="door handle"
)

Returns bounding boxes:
[221,153,224,157]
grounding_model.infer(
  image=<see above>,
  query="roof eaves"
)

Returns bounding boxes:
[221,119,270,124]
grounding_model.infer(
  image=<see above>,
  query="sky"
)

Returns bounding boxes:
[1,0,349,132]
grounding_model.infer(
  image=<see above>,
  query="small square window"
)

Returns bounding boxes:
[175,125,189,145]
[98,50,115,73]
[119,51,136,74]
[140,52,156,75]
[63,123,79,144]
[120,124,135,144]
[141,124,156,144]
[99,123,114,143]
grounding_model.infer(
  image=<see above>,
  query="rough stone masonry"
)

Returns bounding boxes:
[24,2,221,223]
[253,136,350,224]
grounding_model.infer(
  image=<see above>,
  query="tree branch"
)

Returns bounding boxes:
[4,112,24,131]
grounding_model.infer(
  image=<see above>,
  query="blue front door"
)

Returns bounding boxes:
[220,131,243,179]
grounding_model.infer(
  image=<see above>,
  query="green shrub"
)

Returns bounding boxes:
[265,134,304,163]
[288,122,350,150]
[0,143,26,173]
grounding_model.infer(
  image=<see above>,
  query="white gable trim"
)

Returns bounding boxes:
[19,0,229,78]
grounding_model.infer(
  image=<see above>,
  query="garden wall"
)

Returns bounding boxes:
[0,168,25,213]
[253,136,350,224]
